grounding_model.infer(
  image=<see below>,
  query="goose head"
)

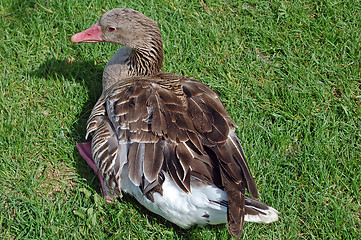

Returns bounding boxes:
[71,8,161,48]
[71,8,164,81]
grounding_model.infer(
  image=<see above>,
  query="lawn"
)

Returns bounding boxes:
[1,0,360,239]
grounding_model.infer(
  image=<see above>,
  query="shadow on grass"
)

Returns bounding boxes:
[31,57,104,194]
[31,58,227,239]
[31,57,103,137]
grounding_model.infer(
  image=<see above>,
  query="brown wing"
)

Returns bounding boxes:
[181,78,259,237]
[86,72,258,236]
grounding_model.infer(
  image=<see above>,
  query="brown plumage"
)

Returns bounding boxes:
[72,8,278,238]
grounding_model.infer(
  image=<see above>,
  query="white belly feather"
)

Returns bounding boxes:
[119,165,227,227]
[118,165,278,228]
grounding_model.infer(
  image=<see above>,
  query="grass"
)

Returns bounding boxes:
[1,0,360,239]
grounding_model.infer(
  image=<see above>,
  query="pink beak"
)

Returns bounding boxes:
[71,22,103,43]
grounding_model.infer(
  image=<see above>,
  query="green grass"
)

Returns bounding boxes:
[1,0,360,239]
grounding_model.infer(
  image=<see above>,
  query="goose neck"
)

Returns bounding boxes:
[129,38,163,76]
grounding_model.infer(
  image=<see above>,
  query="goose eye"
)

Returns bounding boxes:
[107,26,116,32]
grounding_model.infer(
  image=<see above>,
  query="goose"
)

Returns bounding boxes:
[71,8,278,238]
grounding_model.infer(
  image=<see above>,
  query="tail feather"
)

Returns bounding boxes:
[244,196,279,223]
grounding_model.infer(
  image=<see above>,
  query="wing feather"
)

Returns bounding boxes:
[128,142,143,186]
[143,141,164,182]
